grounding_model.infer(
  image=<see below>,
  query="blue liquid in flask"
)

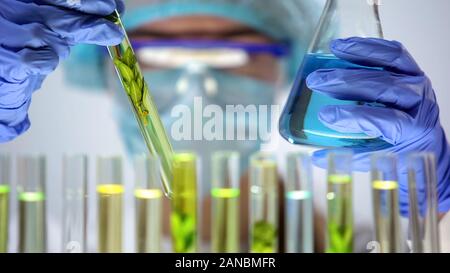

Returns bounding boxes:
[280,53,388,148]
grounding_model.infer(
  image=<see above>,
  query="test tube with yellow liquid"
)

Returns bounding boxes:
[249,152,279,253]
[17,156,46,253]
[97,156,123,253]
[211,151,240,253]
[0,155,10,253]
[134,155,163,253]
[326,150,353,253]
[371,153,402,253]
[171,153,197,253]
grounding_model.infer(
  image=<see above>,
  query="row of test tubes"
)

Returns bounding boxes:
[0,151,441,253]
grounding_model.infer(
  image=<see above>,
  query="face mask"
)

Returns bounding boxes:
[114,66,277,195]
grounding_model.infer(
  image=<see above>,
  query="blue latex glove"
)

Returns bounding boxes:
[0,0,124,141]
[308,37,450,216]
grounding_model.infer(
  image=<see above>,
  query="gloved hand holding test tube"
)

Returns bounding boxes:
[105,10,174,197]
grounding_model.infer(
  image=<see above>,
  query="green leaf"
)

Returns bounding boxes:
[141,82,151,115]
[133,65,141,79]
[123,81,131,95]
[114,58,134,83]
[136,76,144,92]
[130,80,142,104]
[123,47,137,67]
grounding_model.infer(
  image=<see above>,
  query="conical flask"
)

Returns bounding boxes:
[279,0,386,148]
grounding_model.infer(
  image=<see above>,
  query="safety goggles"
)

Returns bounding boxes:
[129,39,290,83]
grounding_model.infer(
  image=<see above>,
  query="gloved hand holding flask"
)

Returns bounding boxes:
[310,37,450,216]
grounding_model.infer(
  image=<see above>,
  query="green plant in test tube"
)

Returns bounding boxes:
[326,151,353,253]
[0,155,10,253]
[17,156,46,253]
[211,151,240,253]
[134,155,163,253]
[250,153,279,253]
[171,153,197,253]
[106,11,174,198]
[97,156,123,253]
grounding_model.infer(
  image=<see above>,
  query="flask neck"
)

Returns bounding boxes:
[309,0,383,54]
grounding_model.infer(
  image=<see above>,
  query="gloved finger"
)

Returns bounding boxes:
[0,0,124,46]
[331,37,423,76]
[0,76,41,109]
[0,17,71,59]
[306,68,428,110]
[26,0,120,16]
[44,15,124,46]
[0,100,31,142]
[0,46,59,82]
[116,0,125,15]
[318,105,415,145]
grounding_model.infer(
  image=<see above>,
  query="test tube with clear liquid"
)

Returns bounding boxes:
[249,153,279,253]
[0,155,11,253]
[171,153,198,253]
[371,153,402,253]
[134,155,163,253]
[17,156,46,253]
[326,150,353,253]
[97,156,123,253]
[407,153,440,253]
[106,10,174,198]
[211,151,240,253]
[285,153,314,253]
[62,155,87,253]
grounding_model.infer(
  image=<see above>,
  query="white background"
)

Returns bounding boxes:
[1,0,449,252]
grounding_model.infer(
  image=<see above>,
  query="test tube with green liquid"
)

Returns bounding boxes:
[134,155,163,253]
[326,150,353,253]
[17,156,46,253]
[0,155,10,253]
[171,153,197,253]
[211,151,240,253]
[97,156,123,253]
[249,152,279,253]
[371,153,402,253]
[106,10,174,197]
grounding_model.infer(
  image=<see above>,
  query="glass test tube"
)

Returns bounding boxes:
[371,153,402,253]
[285,153,314,253]
[407,153,440,253]
[171,153,197,253]
[326,150,353,253]
[134,155,163,253]
[62,155,87,253]
[211,151,240,253]
[249,153,279,253]
[17,156,46,253]
[97,156,123,253]
[0,155,10,253]
[106,11,174,198]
